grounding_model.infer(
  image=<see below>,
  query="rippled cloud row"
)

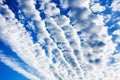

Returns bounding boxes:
[0,0,120,80]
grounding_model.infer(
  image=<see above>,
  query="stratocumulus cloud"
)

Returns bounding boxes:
[0,0,120,80]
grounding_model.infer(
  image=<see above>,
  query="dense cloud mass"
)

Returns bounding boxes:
[0,0,120,80]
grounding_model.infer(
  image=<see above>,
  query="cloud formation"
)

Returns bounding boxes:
[0,0,120,80]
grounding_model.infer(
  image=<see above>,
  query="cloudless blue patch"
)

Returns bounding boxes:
[69,41,75,45]
[3,0,19,19]
[88,59,94,63]
[31,31,38,42]
[40,10,46,19]
[99,0,106,6]
[66,34,71,39]
[112,12,120,18]
[77,31,82,35]
[0,62,29,80]
[109,57,116,64]
[116,43,120,50]
[35,0,41,10]
[102,8,112,14]
[105,19,114,27]
[41,45,49,57]
[60,8,70,16]
[97,41,105,47]
[99,0,113,6]
[74,50,79,55]
[105,12,120,26]
[112,35,118,42]
[63,53,76,67]
[85,53,92,58]
[94,58,101,64]
[106,0,113,6]
[88,40,105,47]
[52,57,56,63]
[108,25,119,35]
[106,12,120,26]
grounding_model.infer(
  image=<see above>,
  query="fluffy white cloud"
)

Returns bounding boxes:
[0,0,119,80]
[90,3,105,13]
[60,0,90,8]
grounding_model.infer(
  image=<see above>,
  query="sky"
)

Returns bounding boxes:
[0,0,120,80]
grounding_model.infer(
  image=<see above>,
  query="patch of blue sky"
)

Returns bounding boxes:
[88,40,105,48]
[102,7,112,15]
[107,57,116,66]
[111,35,118,43]
[73,50,79,56]
[0,39,22,60]
[35,0,41,10]
[108,25,119,35]
[116,43,120,51]
[3,0,19,19]
[39,10,46,19]
[41,45,49,57]
[88,59,94,63]
[99,0,113,6]
[0,62,29,80]
[85,53,92,58]
[52,57,57,63]
[105,12,120,27]
[94,58,101,64]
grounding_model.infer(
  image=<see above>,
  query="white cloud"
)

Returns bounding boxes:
[60,0,90,8]
[0,9,56,80]
[61,0,117,79]
[90,3,105,13]
[44,17,83,78]
[111,0,120,11]
[0,0,118,79]
[113,29,120,35]
[44,2,60,17]
[17,0,40,21]
[15,0,83,79]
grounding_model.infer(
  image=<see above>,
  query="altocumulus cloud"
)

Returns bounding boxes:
[0,0,120,80]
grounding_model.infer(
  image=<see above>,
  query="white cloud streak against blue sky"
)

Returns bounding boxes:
[0,0,120,80]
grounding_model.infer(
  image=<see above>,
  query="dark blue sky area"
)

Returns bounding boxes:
[0,62,29,80]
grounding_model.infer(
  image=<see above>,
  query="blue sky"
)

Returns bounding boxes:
[0,0,120,80]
